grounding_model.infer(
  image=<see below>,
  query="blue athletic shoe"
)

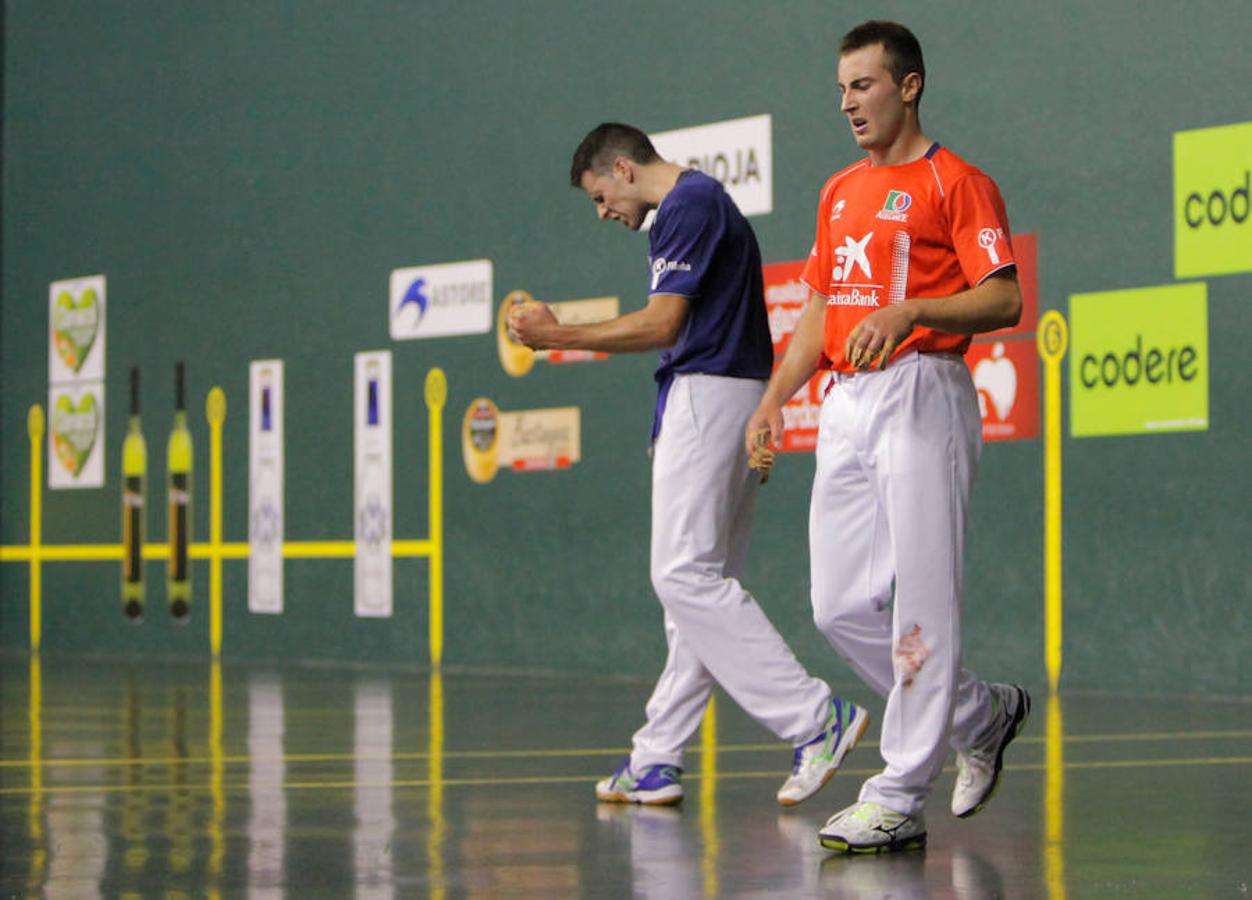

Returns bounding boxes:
[595,758,684,806]
[777,698,870,807]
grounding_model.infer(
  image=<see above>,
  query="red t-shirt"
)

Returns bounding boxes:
[800,143,1015,373]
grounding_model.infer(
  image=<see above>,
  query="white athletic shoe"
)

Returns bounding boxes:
[951,683,1031,818]
[595,759,684,806]
[818,801,927,854]
[777,698,870,807]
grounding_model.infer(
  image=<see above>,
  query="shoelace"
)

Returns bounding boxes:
[847,802,894,826]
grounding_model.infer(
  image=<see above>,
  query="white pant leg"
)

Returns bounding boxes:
[631,612,715,770]
[809,386,897,696]
[810,354,991,816]
[634,375,832,767]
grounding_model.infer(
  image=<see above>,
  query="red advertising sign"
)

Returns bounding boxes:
[965,231,1039,441]
[983,231,1039,339]
[763,260,827,451]
[966,338,1039,441]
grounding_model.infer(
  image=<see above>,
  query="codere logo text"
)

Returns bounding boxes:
[1173,121,1252,278]
[1069,283,1208,437]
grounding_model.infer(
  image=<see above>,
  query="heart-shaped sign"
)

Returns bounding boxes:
[50,392,99,477]
[52,287,100,374]
[972,342,1018,422]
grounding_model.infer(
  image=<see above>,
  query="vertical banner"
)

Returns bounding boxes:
[966,231,1040,442]
[354,351,393,617]
[762,260,828,451]
[48,382,106,489]
[249,360,285,614]
[48,274,107,488]
[49,274,106,385]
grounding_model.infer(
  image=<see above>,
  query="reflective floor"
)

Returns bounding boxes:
[1,655,1249,898]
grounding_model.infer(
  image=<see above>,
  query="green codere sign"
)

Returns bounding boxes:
[1175,121,1252,278]
[1069,283,1208,437]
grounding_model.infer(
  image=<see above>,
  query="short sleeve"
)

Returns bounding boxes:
[946,172,1016,286]
[800,181,835,297]
[648,195,717,296]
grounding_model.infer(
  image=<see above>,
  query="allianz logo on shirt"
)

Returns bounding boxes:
[651,256,693,290]
[875,190,912,222]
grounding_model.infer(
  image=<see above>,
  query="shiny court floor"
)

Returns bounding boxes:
[1,655,1249,898]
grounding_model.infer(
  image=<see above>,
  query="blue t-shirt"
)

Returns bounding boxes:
[648,170,773,438]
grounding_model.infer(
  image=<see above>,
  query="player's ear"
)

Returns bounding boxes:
[614,156,635,182]
[900,71,923,105]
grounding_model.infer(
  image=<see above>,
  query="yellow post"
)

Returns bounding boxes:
[424,370,447,669]
[206,388,227,656]
[27,406,45,653]
[1036,312,1069,693]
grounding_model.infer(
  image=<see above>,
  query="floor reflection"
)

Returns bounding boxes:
[1,657,1244,898]
[353,678,395,900]
[699,695,718,900]
[426,670,445,900]
[1045,690,1066,900]
[246,671,286,899]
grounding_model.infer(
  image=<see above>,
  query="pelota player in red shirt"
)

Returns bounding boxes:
[746,21,1031,853]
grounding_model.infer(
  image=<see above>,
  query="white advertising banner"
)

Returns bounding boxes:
[249,360,285,614]
[49,274,107,385]
[389,258,493,340]
[354,350,393,618]
[48,381,105,489]
[49,274,107,489]
[648,114,773,225]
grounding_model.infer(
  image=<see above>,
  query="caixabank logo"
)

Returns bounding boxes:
[1174,121,1252,277]
[1069,283,1208,437]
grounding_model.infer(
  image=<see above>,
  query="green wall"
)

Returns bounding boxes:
[3,1,1249,695]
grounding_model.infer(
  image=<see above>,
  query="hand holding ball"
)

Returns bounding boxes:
[748,427,775,484]
[507,296,557,348]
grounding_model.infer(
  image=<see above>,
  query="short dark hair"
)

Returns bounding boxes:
[840,21,925,105]
[569,123,661,187]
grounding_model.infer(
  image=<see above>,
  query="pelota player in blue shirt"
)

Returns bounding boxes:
[510,122,866,807]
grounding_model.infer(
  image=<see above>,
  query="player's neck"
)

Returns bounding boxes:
[639,161,687,208]
[867,126,933,168]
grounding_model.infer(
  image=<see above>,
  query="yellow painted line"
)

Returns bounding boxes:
[1037,311,1069,692]
[394,539,434,557]
[2,757,1250,798]
[4,729,1250,770]
[1,540,435,561]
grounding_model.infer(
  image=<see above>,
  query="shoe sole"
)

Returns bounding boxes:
[818,832,927,854]
[595,787,683,807]
[777,705,871,808]
[956,685,1031,819]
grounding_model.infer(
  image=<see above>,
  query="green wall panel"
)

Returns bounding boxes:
[4,1,1250,694]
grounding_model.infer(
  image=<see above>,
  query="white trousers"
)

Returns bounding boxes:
[810,352,994,816]
[631,374,833,770]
